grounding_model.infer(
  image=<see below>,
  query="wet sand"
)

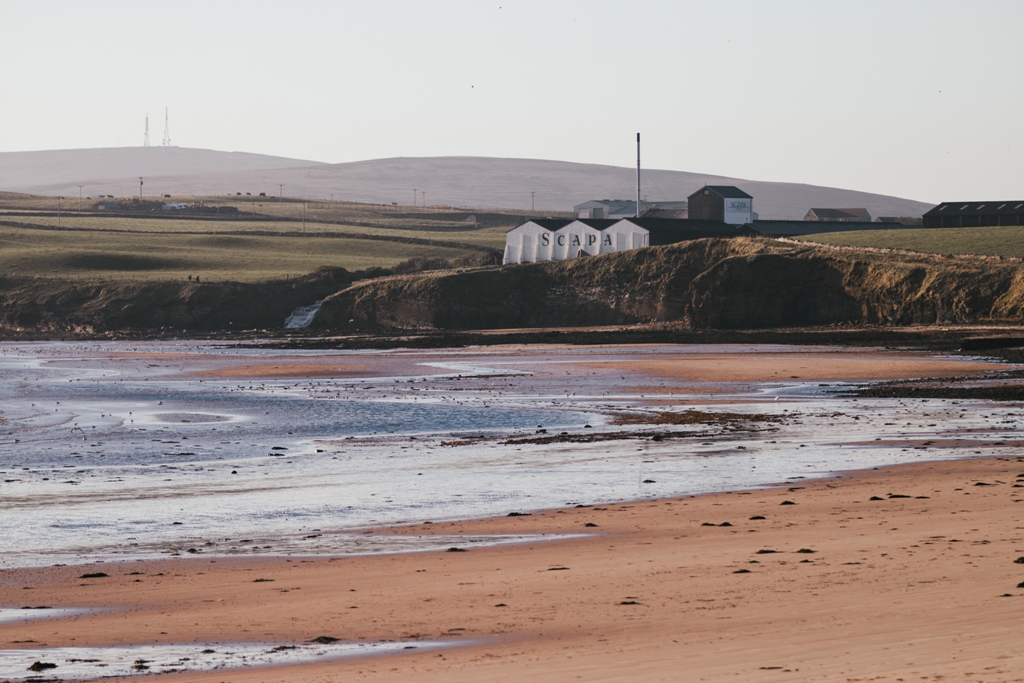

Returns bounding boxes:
[585,351,1008,384]
[4,342,1023,681]
[4,455,1024,682]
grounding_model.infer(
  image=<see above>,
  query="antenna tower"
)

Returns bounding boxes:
[162,107,171,146]
[144,114,150,147]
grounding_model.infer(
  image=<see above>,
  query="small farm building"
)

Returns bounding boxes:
[804,208,872,222]
[687,186,753,224]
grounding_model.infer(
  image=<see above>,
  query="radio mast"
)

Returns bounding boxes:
[162,108,171,147]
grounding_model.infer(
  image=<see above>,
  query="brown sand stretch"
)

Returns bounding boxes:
[4,456,1024,682]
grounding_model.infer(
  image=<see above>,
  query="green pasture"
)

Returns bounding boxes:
[795,225,1024,258]
[1,215,508,248]
[0,223,477,281]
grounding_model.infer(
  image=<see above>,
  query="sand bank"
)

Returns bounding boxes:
[4,455,1024,682]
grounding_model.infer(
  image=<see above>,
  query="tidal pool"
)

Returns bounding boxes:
[0,639,457,680]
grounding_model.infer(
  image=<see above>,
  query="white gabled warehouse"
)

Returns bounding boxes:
[502,219,570,265]
[550,219,614,260]
[599,220,649,253]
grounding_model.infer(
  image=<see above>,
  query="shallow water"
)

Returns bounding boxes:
[1,341,1021,570]
[0,639,457,680]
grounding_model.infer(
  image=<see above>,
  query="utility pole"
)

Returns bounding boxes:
[636,133,641,219]
[139,177,144,201]
[422,191,426,208]
[530,191,535,213]
[77,185,83,212]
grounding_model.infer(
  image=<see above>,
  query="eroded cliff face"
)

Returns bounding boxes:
[0,269,345,336]
[314,238,1024,332]
[5,238,1023,338]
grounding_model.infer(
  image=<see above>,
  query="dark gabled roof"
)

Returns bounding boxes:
[641,208,689,219]
[807,208,866,219]
[572,218,621,229]
[924,201,1024,217]
[691,185,752,199]
[508,218,573,232]
[618,218,759,244]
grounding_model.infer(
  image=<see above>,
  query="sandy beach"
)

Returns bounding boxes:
[3,342,1024,681]
[2,454,1023,682]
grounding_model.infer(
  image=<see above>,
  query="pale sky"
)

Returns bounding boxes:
[1,0,1021,203]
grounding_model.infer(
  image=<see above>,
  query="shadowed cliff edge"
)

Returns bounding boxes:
[3,238,1024,339]
[314,238,1024,331]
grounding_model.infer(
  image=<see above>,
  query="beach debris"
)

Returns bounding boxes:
[974,481,995,486]
[756,549,778,554]
[869,496,885,501]
[796,548,816,554]
[619,600,641,605]
[271,645,297,652]
[28,661,57,672]
[253,578,274,582]
[79,572,108,579]
[547,567,570,571]
[718,522,733,527]
[780,500,796,505]
[749,515,766,520]
[446,547,466,552]
[642,479,656,483]
[584,523,598,527]
[888,493,911,498]
[1018,582,1024,589]
[1015,557,1024,564]
[494,603,507,607]
[310,636,338,644]
[506,512,531,517]
[733,569,751,574]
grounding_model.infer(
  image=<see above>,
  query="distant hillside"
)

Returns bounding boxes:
[0,147,324,192]
[1,149,933,220]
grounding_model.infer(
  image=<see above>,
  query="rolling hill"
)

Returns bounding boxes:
[0,148,934,220]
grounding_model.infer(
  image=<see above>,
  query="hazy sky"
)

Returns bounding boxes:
[1,0,1021,203]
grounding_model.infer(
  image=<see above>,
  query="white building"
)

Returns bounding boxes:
[574,199,688,219]
[502,219,569,264]
[503,219,651,265]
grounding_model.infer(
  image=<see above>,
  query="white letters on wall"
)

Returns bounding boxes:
[503,220,651,265]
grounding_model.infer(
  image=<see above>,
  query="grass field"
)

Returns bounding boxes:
[0,222,485,281]
[0,192,520,281]
[0,215,509,248]
[795,225,1024,258]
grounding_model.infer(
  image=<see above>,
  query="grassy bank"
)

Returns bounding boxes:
[0,221,484,281]
[795,225,1024,258]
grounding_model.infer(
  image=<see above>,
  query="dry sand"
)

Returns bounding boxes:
[5,456,1024,682]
